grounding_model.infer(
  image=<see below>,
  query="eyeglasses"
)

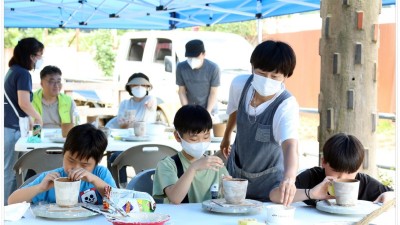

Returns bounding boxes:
[45,80,62,86]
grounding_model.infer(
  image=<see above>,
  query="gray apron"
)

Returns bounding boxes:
[227,75,291,202]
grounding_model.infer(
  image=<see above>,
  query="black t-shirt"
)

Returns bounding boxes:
[4,65,32,129]
[295,167,393,206]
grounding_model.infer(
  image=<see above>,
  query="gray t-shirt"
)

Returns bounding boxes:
[176,59,220,111]
[41,99,76,128]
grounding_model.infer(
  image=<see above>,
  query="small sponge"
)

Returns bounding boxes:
[328,185,335,196]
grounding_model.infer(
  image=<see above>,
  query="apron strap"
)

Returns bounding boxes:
[171,154,189,203]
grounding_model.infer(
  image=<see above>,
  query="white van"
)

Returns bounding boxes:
[113,30,253,124]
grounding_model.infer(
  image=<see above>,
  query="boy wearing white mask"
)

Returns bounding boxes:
[220,40,299,206]
[176,39,221,115]
[153,105,229,204]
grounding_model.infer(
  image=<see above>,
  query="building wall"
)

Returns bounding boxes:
[264,23,395,113]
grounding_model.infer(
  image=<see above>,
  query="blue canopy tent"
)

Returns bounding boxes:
[4,0,396,107]
[4,0,395,30]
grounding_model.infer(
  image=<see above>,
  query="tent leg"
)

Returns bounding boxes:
[257,19,263,44]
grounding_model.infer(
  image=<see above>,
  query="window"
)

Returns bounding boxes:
[128,39,146,61]
[154,38,172,63]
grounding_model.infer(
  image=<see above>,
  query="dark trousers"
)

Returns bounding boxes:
[108,151,127,183]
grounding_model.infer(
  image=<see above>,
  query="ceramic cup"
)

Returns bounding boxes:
[212,123,226,137]
[332,178,360,206]
[124,110,136,126]
[266,205,296,225]
[54,177,81,207]
[222,178,248,204]
[134,121,146,136]
[19,117,30,138]
[61,123,74,138]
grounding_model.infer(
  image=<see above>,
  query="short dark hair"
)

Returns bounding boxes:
[323,133,365,173]
[250,40,296,77]
[125,72,150,96]
[63,123,107,164]
[40,65,62,80]
[9,37,44,70]
[173,105,212,136]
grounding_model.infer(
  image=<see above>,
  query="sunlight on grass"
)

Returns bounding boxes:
[377,119,395,134]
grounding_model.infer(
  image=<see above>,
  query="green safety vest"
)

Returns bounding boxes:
[32,89,72,124]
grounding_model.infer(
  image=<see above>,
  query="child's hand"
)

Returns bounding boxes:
[118,118,130,129]
[374,191,395,203]
[190,155,224,172]
[310,176,336,200]
[144,99,154,109]
[39,172,60,192]
[68,168,94,183]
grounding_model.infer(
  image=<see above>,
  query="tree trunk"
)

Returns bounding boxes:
[319,0,381,176]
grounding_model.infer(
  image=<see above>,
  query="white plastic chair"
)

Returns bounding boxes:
[13,147,63,187]
[111,144,178,188]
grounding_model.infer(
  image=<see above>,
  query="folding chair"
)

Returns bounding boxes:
[111,144,178,188]
[13,147,63,187]
[126,168,163,203]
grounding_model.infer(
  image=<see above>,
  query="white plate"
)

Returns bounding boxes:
[202,199,263,214]
[122,136,150,142]
[30,203,98,220]
[211,137,223,142]
[48,137,66,143]
[316,199,380,215]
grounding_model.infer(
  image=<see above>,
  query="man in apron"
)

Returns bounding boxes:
[220,40,299,205]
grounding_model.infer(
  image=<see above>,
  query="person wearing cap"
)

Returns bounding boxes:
[106,72,157,187]
[32,65,76,128]
[176,39,220,115]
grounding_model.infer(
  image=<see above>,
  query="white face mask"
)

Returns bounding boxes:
[178,133,210,159]
[251,73,282,97]
[131,86,147,98]
[35,58,44,70]
[187,58,203,69]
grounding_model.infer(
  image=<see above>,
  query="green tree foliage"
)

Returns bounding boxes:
[92,30,116,77]
[182,20,257,43]
[378,170,394,189]
[198,20,257,39]
[4,22,255,77]
[4,28,44,48]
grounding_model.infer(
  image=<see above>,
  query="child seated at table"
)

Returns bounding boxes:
[8,123,117,205]
[270,133,394,206]
[153,105,229,204]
